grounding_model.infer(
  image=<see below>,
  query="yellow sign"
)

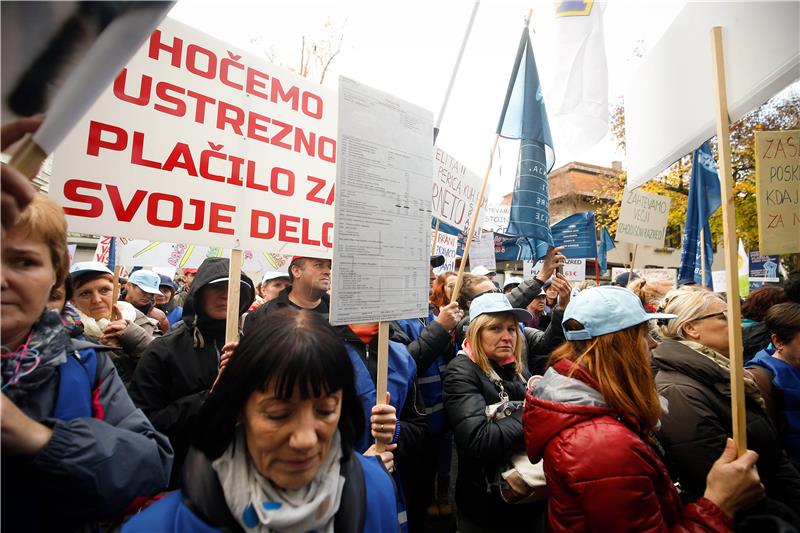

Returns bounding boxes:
[755,129,800,255]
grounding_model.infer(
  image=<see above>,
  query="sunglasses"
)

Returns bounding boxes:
[694,310,728,322]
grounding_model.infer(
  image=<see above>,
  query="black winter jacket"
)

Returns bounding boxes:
[443,353,546,531]
[129,258,254,487]
[242,285,330,335]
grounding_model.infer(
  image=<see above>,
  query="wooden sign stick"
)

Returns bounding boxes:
[375,321,390,453]
[700,228,707,288]
[629,244,639,280]
[431,217,441,256]
[711,26,747,454]
[225,249,243,344]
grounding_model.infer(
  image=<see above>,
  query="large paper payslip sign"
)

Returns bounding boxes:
[330,77,433,325]
[616,189,671,247]
[431,230,457,275]
[468,231,496,272]
[755,130,800,255]
[432,147,487,231]
[524,258,586,282]
[51,18,336,257]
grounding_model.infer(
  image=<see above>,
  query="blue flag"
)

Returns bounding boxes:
[550,212,597,259]
[108,237,116,271]
[498,25,555,251]
[678,142,721,286]
[597,226,615,274]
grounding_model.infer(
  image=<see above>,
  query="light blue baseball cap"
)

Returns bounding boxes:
[469,293,532,323]
[127,269,164,296]
[69,261,113,278]
[562,286,676,341]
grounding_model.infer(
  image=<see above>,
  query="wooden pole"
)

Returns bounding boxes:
[7,136,48,180]
[711,26,747,454]
[700,227,707,288]
[375,321,390,453]
[431,217,441,256]
[225,249,243,344]
[450,134,500,302]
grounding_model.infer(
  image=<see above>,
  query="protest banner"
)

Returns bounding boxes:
[67,244,77,265]
[749,250,780,286]
[431,230,457,275]
[616,188,671,248]
[611,267,678,284]
[550,212,598,259]
[712,270,727,293]
[432,147,487,232]
[50,18,337,258]
[755,129,800,255]
[94,236,115,265]
[525,258,586,283]
[483,204,511,232]
[330,76,432,325]
[468,231,497,273]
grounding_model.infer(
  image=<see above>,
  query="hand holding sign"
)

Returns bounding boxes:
[535,246,567,283]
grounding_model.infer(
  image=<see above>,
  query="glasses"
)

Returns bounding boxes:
[694,311,728,322]
[473,288,502,300]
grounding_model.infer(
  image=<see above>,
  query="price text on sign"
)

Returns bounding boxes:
[51,18,337,257]
[755,130,800,255]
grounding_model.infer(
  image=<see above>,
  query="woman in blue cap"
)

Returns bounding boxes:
[524,285,764,532]
[443,292,547,532]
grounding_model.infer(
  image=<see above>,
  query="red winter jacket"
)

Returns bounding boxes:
[523,359,732,532]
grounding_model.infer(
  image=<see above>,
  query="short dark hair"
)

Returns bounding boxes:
[194,308,363,459]
[765,302,800,345]
[741,286,788,322]
[288,258,308,283]
[785,270,800,304]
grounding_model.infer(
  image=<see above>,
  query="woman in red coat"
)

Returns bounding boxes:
[523,286,764,532]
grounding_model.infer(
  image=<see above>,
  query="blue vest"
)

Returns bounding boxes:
[121,454,400,533]
[345,340,417,453]
[166,306,183,327]
[395,316,447,434]
[749,349,800,463]
[54,341,99,420]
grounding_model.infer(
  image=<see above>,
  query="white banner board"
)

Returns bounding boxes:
[51,18,337,257]
[432,147,486,231]
[469,231,496,273]
[755,129,800,255]
[431,230,457,275]
[330,77,433,325]
[524,258,586,283]
[483,204,511,233]
[625,2,800,190]
[616,189,671,247]
[611,267,678,284]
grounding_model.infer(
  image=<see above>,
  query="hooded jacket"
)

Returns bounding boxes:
[524,359,732,532]
[653,338,800,511]
[1,309,173,532]
[129,258,254,487]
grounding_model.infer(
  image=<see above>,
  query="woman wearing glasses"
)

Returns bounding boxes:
[655,288,800,526]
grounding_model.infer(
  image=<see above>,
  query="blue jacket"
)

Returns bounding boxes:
[749,349,800,464]
[123,451,400,533]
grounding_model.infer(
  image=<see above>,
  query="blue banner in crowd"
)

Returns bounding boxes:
[497,26,555,250]
[597,226,615,274]
[678,141,721,286]
[550,212,597,259]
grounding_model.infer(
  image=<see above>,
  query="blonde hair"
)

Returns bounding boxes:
[577,280,597,290]
[6,195,69,290]
[549,321,662,430]
[659,288,724,339]
[465,312,524,379]
[628,277,675,310]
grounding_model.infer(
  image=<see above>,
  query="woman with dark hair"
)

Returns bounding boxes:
[524,286,764,531]
[742,286,788,359]
[747,302,800,467]
[123,308,399,532]
[1,196,173,532]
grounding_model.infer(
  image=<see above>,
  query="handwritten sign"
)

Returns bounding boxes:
[483,204,511,232]
[755,129,800,254]
[432,147,486,231]
[616,189,671,247]
[51,18,337,257]
[431,230,457,275]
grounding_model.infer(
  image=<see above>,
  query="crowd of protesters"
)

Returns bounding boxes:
[4,123,800,532]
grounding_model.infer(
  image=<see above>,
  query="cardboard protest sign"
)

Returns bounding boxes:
[433,147,486,231]
[755,130,800,255]
[469,231,497,273]
[525,258,585,282]
[483,204,511,232]
[431,230,457,275]
[616,189,671,247]
[51,18,336,257]
[330,77,432,325]
[94,236,114,265]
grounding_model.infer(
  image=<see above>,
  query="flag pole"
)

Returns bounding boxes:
[450,134,500,302]
[433,0,481,142]
[431,217,441,256]
[711,26,747,455]
[700,227,707,288]
[225,248,243,344]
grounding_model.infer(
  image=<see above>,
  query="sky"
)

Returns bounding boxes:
[169,0,689,201]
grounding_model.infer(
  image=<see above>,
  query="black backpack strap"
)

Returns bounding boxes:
[335,452,366,533]
[181,448,243,533]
